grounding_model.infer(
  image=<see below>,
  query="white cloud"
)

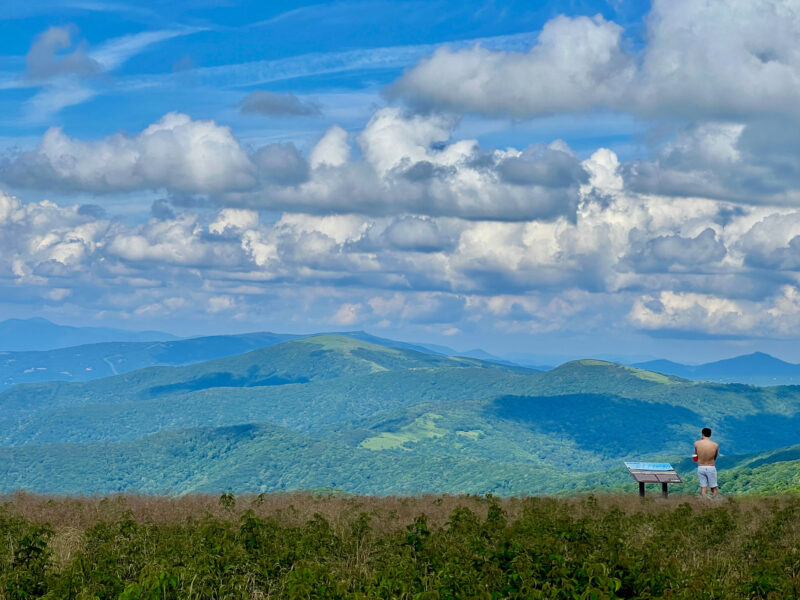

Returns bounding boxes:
[390,15,632,117]
[239,108,589,222]
[209,209,259,235]
[636,0,800,119]
[629,286,800,338]
[107,215,244,267]
[392,0,800,121]
[333,302,361,325]
[309,125,350,169]
[208,295,235,313]
[358,108,455,175]
[5,179,800,339]
[3,113,256,194]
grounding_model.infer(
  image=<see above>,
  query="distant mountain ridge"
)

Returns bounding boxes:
[0,332,301,391]
[0,317,177,351]
[633,352,800,385]
[0,326,521,392]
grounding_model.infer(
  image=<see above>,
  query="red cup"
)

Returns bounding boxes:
[692,454,698,462]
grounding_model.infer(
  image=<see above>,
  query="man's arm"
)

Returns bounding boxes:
[714,444,719,460]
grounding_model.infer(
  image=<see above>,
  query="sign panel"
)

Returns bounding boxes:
[624,462,674,471]
[625,461,683,484]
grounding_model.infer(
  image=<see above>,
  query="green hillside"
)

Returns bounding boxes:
[0,422,585,495]
[0,367,539,445]
[1,335,800,495]
[0,334,530,419]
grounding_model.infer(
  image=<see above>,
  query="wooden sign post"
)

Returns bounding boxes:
[624,462,682,497]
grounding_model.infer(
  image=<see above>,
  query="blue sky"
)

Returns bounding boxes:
[3,0,800,364]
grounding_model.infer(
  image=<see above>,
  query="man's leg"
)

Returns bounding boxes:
[708,468,719,497]
[698,468,709,497]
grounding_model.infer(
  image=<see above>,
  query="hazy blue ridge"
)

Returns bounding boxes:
[0,328,511,392]
[0,317,178,351]
[0,332,301,391]
[633,352,800,386]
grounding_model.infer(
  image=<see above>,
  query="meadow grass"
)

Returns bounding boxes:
[1,492,799,598]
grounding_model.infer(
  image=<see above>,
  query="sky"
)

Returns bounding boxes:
[2,0,800,364]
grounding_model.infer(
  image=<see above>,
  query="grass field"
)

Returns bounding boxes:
[2,492,799,598]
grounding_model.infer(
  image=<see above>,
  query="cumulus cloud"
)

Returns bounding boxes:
[635,0,800,120]
[240,90,322,117]
[625,120,800,206]
[625,228,727,273]
[253,143,310,185]
[3,108,588,222]
[26,26,101,80]
[629,286,800,339]
[0,191,109,286]
[108,215,245,267]
[333,302,361,325]
[309,125,350,169]
[391,0,800,122]
[238,108,589,221]
[389,14,633,117]
[384,217,452,252]
[737,212,800,270]
[209,209,259,235]
[1,112,256,194]
[6,175,800,338]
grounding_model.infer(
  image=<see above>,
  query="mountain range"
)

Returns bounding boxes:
[0,319,462,392]
[0,317,176,351]
[1,333,799,496]
[6,318,800,389]
[633,352,800,386]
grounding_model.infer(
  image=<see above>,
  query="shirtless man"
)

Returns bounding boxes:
[694,427,720,498]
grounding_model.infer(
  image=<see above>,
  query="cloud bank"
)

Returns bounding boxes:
[4,0,800,346]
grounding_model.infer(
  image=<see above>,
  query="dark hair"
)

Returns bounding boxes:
[702,427,712,437]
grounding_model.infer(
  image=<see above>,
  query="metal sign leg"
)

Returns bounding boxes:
[662,483,668,498]
[639,482,645,497]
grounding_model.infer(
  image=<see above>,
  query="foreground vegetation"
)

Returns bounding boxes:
[2,492,799,599]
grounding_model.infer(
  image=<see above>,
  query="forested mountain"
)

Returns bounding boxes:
[1,336,799,495]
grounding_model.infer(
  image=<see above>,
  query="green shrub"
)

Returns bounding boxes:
[3,495,800,598]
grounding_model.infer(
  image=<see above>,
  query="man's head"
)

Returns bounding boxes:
[702,427,712,438]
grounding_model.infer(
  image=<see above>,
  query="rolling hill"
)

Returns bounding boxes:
[1,336,799,495]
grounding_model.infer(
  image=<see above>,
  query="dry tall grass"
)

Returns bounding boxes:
[2,490,792,552]
[2,492,799,598]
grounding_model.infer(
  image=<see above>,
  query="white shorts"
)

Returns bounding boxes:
[698,466,718,488]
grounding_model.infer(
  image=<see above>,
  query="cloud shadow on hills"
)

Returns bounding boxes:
[488,394,702,457]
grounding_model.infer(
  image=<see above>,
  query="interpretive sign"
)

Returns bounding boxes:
[624,461,682,497]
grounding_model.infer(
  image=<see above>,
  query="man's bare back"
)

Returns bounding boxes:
[695,428,720,497]
[694,438,719,466]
